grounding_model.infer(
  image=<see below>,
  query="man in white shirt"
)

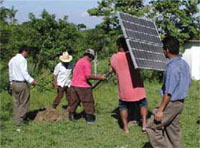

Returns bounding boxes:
[52,52,73,109]
[8,46,37,125]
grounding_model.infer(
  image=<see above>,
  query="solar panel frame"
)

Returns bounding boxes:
[117,12,167,71]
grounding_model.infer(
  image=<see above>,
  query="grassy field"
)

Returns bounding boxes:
[0,80,200,148]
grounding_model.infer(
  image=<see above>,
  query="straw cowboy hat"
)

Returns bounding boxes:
[59,52,73,63]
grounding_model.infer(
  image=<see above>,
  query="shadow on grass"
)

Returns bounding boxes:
[111,105,153,129]
[142,142,153,148]
[62,105,69,109]
[24,108,46,121]
[62,104,83,120]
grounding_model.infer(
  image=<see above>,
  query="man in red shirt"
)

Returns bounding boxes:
[68,49,105,124]
[110,37,148,133]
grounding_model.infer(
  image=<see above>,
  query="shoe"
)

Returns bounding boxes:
[69,112,75,121]
[85,114,96,124]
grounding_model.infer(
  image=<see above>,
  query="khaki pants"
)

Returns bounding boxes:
[52,86,69,108]
[146,101,184,148]
[68,87,95,115]
[12,82,30,125]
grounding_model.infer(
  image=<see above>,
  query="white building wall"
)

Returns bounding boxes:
[182,43,200,80]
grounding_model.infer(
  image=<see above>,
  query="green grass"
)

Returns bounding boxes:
[0,81,200,148]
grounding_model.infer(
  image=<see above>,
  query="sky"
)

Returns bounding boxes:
[2,0,103,28]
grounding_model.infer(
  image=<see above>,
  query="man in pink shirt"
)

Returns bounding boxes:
[68,49,105,124]
[110,37,148,133]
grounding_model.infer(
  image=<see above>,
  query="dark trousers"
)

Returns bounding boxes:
[52,86,69,108]
[68,87,95,115]
[12,82,30,125]
[146,101,184,148]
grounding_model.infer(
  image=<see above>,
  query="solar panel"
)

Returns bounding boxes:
[117,12,167,71]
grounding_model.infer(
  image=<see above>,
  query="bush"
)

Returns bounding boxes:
[0,63,9,92]
[141,70,163,82]
[34,69,54,92]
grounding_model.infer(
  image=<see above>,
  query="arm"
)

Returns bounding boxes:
[19,59,36,85]
[84,62,105,81]
[53,64,59,88]
[109,66,115,74]
[53,74,58,88]
[155,94,170,121]
[8,60,14,85]
[155,66,178,121]
[110,55,116,74]
[86,75,105,81]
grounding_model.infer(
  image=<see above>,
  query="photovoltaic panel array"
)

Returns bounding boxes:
[118,12,167,71]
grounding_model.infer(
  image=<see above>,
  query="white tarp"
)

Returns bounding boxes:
[182,46,200,80]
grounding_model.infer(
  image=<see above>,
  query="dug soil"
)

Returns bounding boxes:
[34,107,69,123]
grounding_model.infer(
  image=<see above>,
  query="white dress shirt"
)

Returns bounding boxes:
[53,62,72,87]
[8,54,34,84]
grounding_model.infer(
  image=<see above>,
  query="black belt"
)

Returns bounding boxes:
[172,100,184,103]
[12,80,26,83]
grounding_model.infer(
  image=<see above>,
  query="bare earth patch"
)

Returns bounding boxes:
[34,107,69,123]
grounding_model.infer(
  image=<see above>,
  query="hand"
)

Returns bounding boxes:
[154,110,163,122]
[109,67,113,73]
[100,75,106,80]
[31,80,37,86]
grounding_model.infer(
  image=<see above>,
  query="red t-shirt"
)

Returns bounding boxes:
[71,57,91,88]
[111,52,146,102]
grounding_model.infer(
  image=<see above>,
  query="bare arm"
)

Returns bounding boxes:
[86,75,105,81]
[53,74,58,88]
[155,93,170,121]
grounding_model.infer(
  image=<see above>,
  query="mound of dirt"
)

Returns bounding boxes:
[34,107,69,123]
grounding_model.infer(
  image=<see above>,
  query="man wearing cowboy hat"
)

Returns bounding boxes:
[52,51,73,109]
[68,49,105,124]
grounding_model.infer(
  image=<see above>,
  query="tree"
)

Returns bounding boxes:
[88,0,146,33]
[77,24,87,31]
[26,10,80,71]
[8,6,17,24]
[148,0,200,45]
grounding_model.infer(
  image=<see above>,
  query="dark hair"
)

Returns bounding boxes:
[18,45,30,53]
[162,36,179,55]
[116,36,128,51]
[84,53,95,60]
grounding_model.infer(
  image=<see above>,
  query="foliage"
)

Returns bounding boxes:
[0,62,9,92]
[0,1,17,25]
[88,0,200,46]
[141,70,163,82]
[1,0,199,92]
[22,10,80,71]
[88,0,146,33]
[33,69,54,92]
[148,0,200,45]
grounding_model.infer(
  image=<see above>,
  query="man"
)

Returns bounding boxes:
[52,51,73,109]
[68,49,105,124]
[146,37,191,148]
[110,37,148,133]
[8,46,37,125]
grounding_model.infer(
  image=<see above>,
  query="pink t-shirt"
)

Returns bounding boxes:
[71,57,91,88]
[111,52,146,102]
